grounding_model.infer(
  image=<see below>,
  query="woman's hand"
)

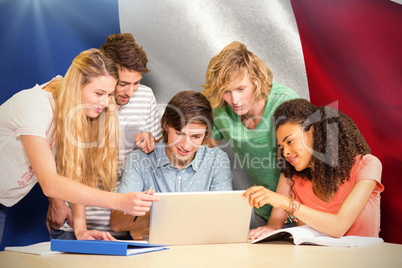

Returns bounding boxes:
[118,191,159,216]
[243,186,288,209]
[75,229,116,241]
[135,131,156,154]
[248,225,278,240]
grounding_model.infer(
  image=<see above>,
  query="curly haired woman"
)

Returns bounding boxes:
[244,99,384,239]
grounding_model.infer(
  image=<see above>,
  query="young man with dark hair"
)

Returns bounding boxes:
[110,91,232,239]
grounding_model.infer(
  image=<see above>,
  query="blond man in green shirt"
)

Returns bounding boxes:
[203,41,299,239]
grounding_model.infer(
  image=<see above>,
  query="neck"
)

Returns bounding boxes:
[241,98,265,120]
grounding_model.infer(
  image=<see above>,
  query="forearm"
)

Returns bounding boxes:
[71,203,87,234]
[267,173,290,229]
[110,210,150,232]
[41,174,120,211]
[23,135,157,217]
[245,187,352,237]
[22,135,121,211]
[267,195,351,237]
[290,180,377,237]
[266,207,287,230]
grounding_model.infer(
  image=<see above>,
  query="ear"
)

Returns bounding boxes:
[306,125,314,139]
[162,122,169,132]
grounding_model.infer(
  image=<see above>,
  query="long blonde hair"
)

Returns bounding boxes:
[50,48,120,191]
[202,41,273,109]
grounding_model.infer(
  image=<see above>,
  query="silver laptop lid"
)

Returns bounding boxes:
[149,191,252,245]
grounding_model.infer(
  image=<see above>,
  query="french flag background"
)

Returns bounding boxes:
[0,0,401,249]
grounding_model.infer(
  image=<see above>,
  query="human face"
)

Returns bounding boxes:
[114,69,142,107]
[222,72,256,116]
[165,123,207,169]
[82,76,117,118]
[276,123,314,171]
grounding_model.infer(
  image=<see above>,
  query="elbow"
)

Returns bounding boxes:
[38,177,57,198]
[329,226,349,238]
[36,171,63,199]
[331,232,344,239]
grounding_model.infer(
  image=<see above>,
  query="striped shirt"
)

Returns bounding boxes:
[60,84,162,238]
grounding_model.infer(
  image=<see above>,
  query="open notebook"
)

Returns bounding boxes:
[252,225,384,247]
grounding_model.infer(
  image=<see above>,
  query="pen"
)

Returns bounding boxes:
[133,187,153,222]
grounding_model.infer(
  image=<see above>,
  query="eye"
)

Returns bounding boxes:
[108,93,114,97]
[237,88,244,91]
[96,92,102,96]
[287,139,293,145]
[193,135,202,139]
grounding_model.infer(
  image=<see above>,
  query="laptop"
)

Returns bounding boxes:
[148,190,252,245]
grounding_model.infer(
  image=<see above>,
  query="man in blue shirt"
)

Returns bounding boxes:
[110,91,232,239]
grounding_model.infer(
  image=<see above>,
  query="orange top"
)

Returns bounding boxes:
[293,154,384,237]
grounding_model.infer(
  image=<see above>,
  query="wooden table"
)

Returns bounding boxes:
[1,241,401,268]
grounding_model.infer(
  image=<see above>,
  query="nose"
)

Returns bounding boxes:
[126,85,137,98]
[100,95,110,108]
[180,136,192,151]
[283,146,290,157]
[231,91,240,105]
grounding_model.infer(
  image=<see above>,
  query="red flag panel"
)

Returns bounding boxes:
[291,0,402,243]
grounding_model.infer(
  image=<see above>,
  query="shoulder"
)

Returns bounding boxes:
[213,105,234,119]
[264,82,299,115]
[352,154,383,185]
[8,85,54,118]
[201,145,229,159]
[134,84,156,98]
[213,106,226,117]
[3,85,54,135]
[270,81,299,100]
[13,84,53,105]
[356,154,382,169]
[123,84,157,111]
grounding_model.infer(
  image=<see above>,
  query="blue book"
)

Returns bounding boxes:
[50,239,169,256]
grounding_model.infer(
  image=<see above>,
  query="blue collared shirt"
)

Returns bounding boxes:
[118,141,233,193]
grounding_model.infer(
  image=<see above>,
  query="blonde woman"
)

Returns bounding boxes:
[0,49,157,243]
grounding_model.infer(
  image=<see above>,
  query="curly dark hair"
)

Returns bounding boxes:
[273,99,371,198]
[100,33,149,73]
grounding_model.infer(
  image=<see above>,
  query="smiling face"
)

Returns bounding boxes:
[82,75,117,118]
[165,123,207,169]
[222,72,257,116]
[277,123,314,171]
[114,69,143,107]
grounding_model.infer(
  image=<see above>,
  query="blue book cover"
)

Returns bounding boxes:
[51,239,169,256]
